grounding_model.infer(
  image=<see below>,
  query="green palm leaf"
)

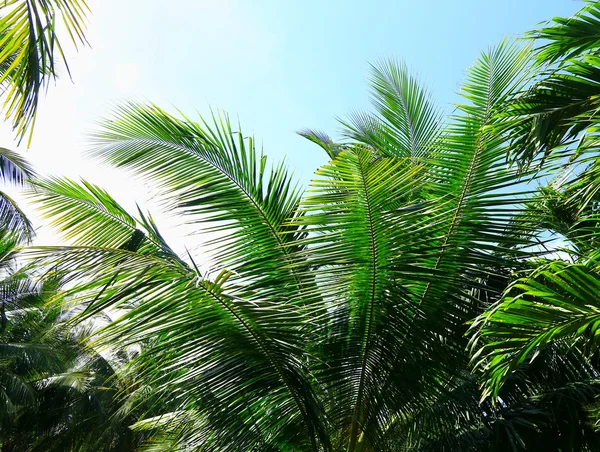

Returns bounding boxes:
[29,177,183,263]
[0,0,90,143]
[27,243,328,450]
[90,103,311,297]
[0,147,34,185]
[290,146,429,451]
[412,40,533,327]
[0,147,35,241]
[341,60,444,160]
[472,260,600,400]
[492,3,600,169]
[0,191,32,242]
[529,1,600,64]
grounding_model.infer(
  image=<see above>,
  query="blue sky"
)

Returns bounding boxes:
[0,0,584,250]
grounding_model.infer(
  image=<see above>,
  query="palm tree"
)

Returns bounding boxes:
[471,1,600,415]
[25,37,600,450]
[0,229,150,451]
[0,156,146,451]
[0,0,90,143]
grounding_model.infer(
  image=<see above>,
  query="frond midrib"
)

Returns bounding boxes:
[417,56,501,307]
[393,79,419,154]
[348,153,379,452]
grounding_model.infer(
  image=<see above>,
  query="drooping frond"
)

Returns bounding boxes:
[528,1,600,64]
[297,128,343,159]
[501,54,600,168]
[489,3,600,169]
[26,244,329,451]
[31,178,141,247]
[0,0,90,143]
[89,103,311,298]
[472,260,600,400]
[0,147,35,185]
[0,148,35,241]
[0,190,32,242]
[28,177,181,261]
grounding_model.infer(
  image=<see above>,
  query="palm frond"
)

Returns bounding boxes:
[341,59,444,160]
[0,190,32,242]
[297,128,343,159]
[290,146,435,450]
[26,240,330,450]
[471,260,600,400]
[30,177,170,254]
[528,1,600,64]
[0,148,34,241]
[414,40,533,317]
[501,55,600,168]
[0,147,35,184]
[490,2,600,170]
[0,0,90,143]
[90,103,313,297]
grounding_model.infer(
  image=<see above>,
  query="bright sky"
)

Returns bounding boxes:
[0,0,584,255]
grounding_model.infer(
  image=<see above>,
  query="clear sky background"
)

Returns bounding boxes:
[0,0,585,253]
